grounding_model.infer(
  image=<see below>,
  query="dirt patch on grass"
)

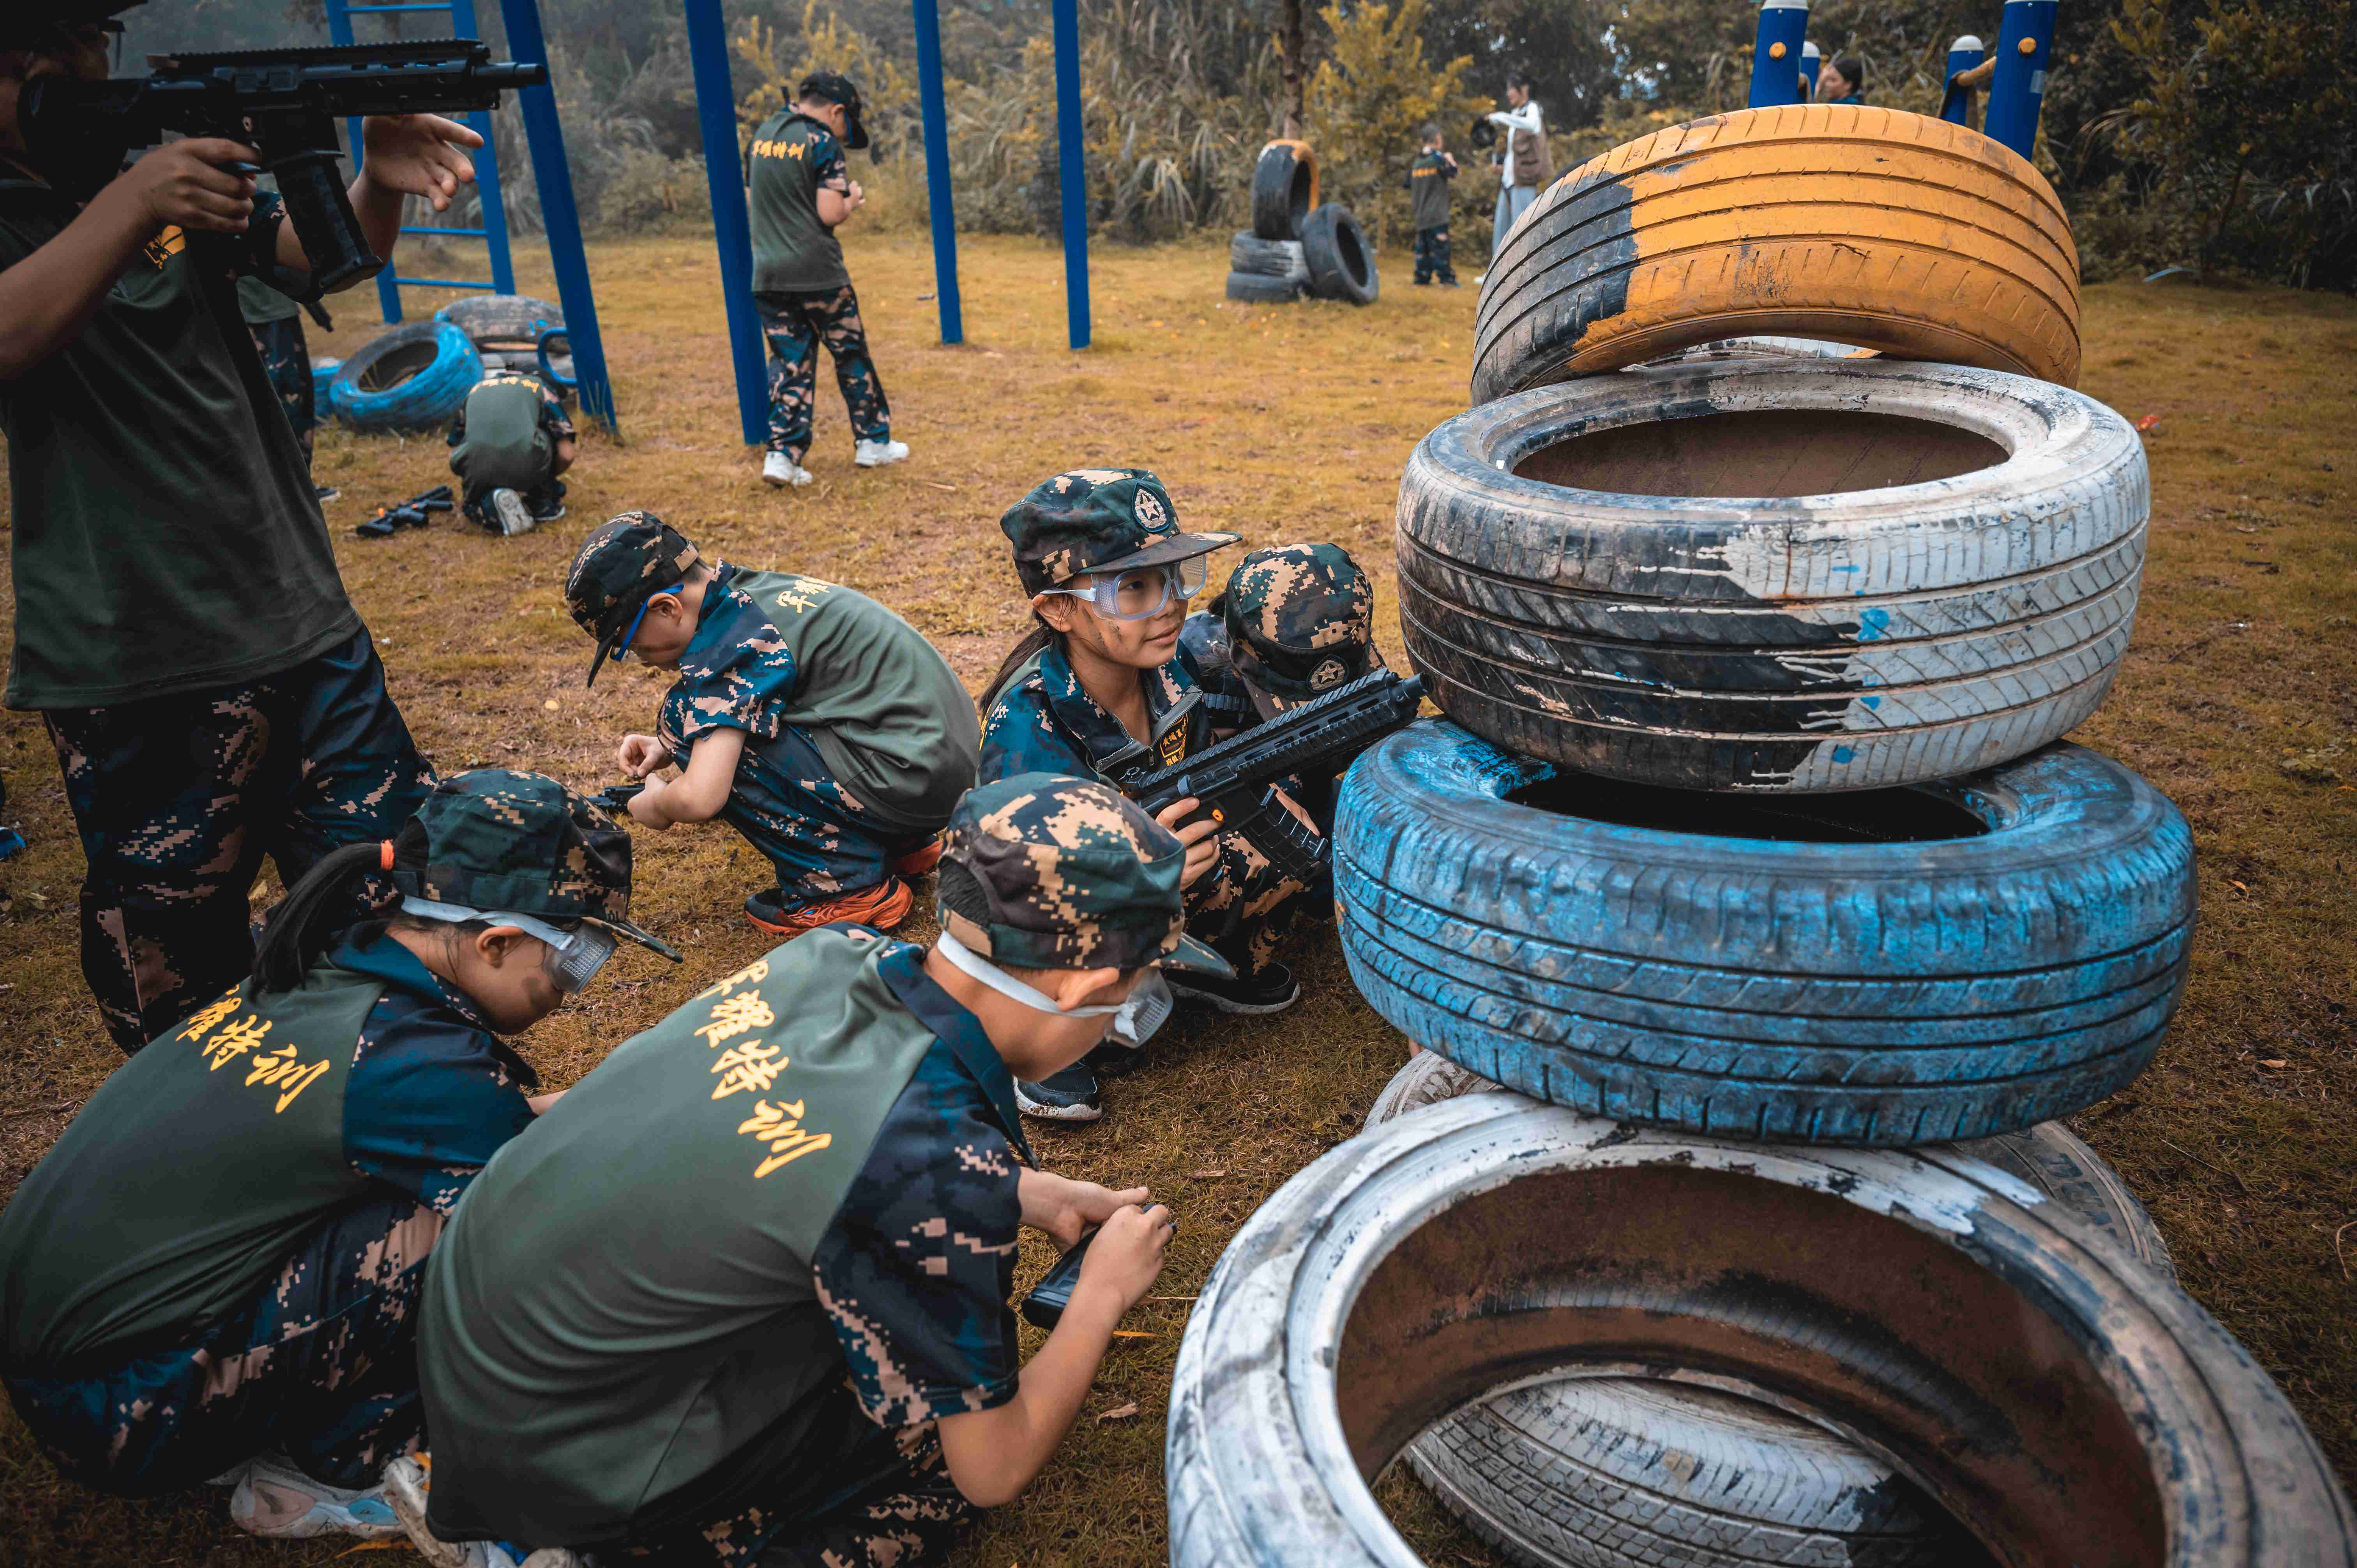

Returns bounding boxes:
[0,233,2351,1566]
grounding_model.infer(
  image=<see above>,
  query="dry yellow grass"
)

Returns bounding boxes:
[0,230,2351,1567]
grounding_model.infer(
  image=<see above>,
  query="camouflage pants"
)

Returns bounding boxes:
[248,314,316,466]
[1413,224,1456,286]
[44,625,434,1053]
[755,286,891,465]
[726,727,932,909]
[1186,821,1315,978]
[4,1197,444,1496]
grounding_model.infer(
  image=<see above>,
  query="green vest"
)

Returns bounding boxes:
[449,374,551,496]
[0,965,384,1372]
[416,929,942,1546]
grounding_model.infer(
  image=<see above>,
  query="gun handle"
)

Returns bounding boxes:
[271,150,383,294]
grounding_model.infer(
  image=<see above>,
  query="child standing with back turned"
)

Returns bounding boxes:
[1405,123,1459,286]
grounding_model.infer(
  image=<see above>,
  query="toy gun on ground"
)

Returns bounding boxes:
[353,484,452,539]
[588,782,646,817]
[1112,668,1426,883]
[18,40,547,292]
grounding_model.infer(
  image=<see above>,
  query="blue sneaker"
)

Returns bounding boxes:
[228,1453,402,1539]
[1015,1060,1103,1122]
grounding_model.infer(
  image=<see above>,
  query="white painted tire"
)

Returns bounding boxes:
[1397,358,2148,791]
[1166,1095,2354,1568]
[1364,1056,2173,1568]
[1231,232,1309,282]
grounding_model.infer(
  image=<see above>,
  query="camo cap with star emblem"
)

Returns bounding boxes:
[1001,467,1240,596]
[936,773,1233,977]
[1223,543,1385,718]
[563,510,703,688]
[392,770,681,961]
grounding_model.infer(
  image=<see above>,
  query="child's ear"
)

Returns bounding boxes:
[1033,592,1078,634]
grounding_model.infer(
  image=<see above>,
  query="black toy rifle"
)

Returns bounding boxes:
[1113,668,1425,883]
[18,40,546,291]
[589,781,646,816]
[353,483,452,539]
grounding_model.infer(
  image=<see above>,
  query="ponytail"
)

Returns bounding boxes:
[250,842,391,996]
[980,615,1064,719]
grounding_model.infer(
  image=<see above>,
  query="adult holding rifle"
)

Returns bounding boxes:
[0,2,485,1052]
[1482,69,1551,267]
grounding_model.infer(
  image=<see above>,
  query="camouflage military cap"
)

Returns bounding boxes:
[391,770,681,960]
[937,774,1233,977]
[1223,543,1385,717]
[564,510,702,687]
[1001,468,1239,596]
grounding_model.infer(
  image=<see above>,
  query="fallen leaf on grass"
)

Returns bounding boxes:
[2260,1059,2290,1069]
[2230,880,2251,895]
[543,699,560,711]
[1188,1169,1229,1179]
[2135,414,2162,432]
[1095,1402,1141,1422]
[1110,1330,1158,1340]
[926,482,958,492]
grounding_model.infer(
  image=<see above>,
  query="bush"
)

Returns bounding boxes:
[596,148,717,234]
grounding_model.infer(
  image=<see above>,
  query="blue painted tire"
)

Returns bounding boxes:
[329,321,482,432]
[310,359,340,421]
[1335,720,2195,1144]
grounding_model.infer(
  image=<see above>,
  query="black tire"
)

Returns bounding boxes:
[1365,1056,2173,1568]
[1334,722,2196,1145]
[1251,139,1318,241]
[1302,203,1378,305]
[1227,270,1300,304]
[328,321,483,433]
[1398,358,2148,792]
[1231,231,1309,280]
[1168,1095,2357,1568]
[436,294,562,351]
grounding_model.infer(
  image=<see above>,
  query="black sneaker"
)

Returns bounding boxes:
[313,484,341,504]
[1015,1061,1103,1122]
[1169,961,1300,1015]
[530,498,567,523]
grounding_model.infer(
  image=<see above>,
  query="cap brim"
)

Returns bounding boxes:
[843,114,870,150]
[582,633,621,689]
[587,914,683,963]
[1092,530,1242,580]
[1156,932,1235,979]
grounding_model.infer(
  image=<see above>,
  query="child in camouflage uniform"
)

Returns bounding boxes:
[1403,123,1459,286]
[565,512,978,936]
[977,469,1317,1122]
[446,366,576,536]
[393,774,1192,1568]
[0,772,674,1545]
[1178,542,1386,832]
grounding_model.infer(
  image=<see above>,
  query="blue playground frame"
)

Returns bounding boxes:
[1745,0,2052,159]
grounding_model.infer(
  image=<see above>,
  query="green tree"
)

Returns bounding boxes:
[1306,0,1484,247]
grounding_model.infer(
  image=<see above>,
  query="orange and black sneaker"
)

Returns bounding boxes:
[744,878,915,938]
[890,837,945,878]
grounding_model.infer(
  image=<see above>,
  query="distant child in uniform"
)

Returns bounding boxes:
[566,511,979,937]
[978,468,1316,1123]
[0,771,674,1544]
[447,366,576,536]
[392,775,1192,1568]
[1404,124,1459,286]
[745,69,908,488]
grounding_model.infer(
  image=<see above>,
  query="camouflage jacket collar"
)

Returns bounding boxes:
[875,939,1035,1169]
[324,925,539,1088]
[1033,642,1200,777]
[668,562,795,733]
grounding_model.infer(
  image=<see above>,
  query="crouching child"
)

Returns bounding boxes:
[565,510,979,935]
[390,773,1196,1568]
[448,367,576,536]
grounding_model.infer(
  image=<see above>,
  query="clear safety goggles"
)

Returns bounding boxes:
[400,896,618,993]
[1039,558,1209,622]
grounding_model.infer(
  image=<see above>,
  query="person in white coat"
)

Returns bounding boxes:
[1484,72,1551,264]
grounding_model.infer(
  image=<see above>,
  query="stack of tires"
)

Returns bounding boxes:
[1170,104,2357,1568]
[323,295,571,434]
[1228,141,1379,306]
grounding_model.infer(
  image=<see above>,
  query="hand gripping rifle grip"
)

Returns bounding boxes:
[271,148,383,293]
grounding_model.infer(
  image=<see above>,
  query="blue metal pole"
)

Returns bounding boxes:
[1799,40,1820,101]
[681,0,769,446]
[1940,35,1987,126]
[322,0,403,322]
[447,0,516,296]
[1986,0,2058,159]
[911,0,963,345]
[1050,0,1089,351]
[498,0,622,434]
[1746,0,1811,110]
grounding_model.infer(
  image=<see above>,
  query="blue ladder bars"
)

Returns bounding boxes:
[912,0,963,346]
[1051,0,1090,350]
[322,0,514,323]
[682,0,770,448]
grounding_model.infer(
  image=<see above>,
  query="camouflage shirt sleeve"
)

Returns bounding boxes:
[811,1037,1023,1430]
[539,380,576,442]
[812,130,848,198]
[343,989,538,1216]
[656,583,800,765]
[978,678,1095,786]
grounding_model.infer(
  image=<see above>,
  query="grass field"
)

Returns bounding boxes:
[0,228,2352,1568]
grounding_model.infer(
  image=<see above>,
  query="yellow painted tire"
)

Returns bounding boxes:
[1471,105,2080,402]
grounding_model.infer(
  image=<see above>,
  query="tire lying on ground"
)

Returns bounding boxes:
[436,293,563,348]
[310,358,341,422]
[1472,104,2080,400]
[1166,1093,2357,1568]
[329,321,483,432]
[1366,1055,2171,1568]
[1251,139,1318,241]
[1398,358,2148,791]
[1227,270,1301,304]
[1302,203,1378,305]
[1231,231,1309,281]
[1334,722,2195,1145]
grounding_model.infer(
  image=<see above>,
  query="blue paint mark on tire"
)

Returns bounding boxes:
[1334,720,2196,1145]
[311,360,340,422]
[329,322,483,433]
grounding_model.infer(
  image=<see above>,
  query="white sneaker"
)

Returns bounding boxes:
[488,488,535,537]
[762,450,814,487]
[853,437,910,468]
[228,1453,403,1540]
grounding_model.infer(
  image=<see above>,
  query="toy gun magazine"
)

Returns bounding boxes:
[1114,668,1425,883]
[19,39,546,291]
